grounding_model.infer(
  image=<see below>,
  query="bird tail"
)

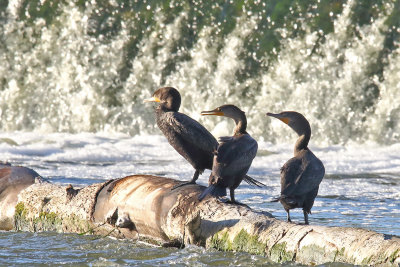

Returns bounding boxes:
[198,184,226,201]
[243,175,266,187]
[270,195,297,205]
[270,196,281,202]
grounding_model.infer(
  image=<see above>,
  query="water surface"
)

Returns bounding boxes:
[0,133,399,266]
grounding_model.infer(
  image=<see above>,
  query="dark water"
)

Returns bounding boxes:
[0,231,358,266]
[0,232,283,266]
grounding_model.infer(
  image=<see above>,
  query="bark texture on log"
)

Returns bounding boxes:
[0,165,40,230]
[14,181,105,234]
[1,167,399,266]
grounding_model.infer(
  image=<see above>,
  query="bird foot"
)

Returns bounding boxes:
[226,200,250,208]
[286,220,308,225]
[171,180,196,190]
[290,221,308,225]
[214,196,229,203]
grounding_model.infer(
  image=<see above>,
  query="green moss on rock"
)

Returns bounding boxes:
[232,229,266,255]
[209,231,232,251]
[361,248,400,265]
[14,202,92,233]
[269,242,295,263]
[39,211,59,223]
[297,244,336,264]
[334,247,346,262]
[388,249,400,264]
[209,229,267,256]
[14,202,29,231]
[15,202,26,216]
[33,211,63,231]
[361,255,373,265]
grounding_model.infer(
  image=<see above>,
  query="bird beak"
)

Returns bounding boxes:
[201,109,224,116]
[143,96,161,103]
[266,112,290,124]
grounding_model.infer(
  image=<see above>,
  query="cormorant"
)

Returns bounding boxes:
[198,105,258,204]
[144,87,218,188]
[267,111,325,225]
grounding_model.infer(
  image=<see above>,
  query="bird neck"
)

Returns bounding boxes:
[294,133,310,155]
[155,106,173,123]
[232,115,247,136]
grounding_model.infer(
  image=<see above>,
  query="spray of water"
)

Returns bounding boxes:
[0,0,398,145]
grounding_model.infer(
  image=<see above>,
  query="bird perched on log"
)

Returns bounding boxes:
[144,87,264,190]
[267,111,325,225]
[144,87,218,189]
[199,105,259,204]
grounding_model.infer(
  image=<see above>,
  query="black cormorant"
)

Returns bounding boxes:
[144,87,218,188]
[198,105,258,204]
[267,111,325,225]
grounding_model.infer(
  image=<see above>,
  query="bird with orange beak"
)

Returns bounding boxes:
[199,105,259,204]
[267,111,325,224]
[144,87,218,188]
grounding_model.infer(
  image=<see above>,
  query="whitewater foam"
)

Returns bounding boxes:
[0,1,399,145]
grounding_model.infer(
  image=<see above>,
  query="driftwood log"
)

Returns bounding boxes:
[0,164,399,266]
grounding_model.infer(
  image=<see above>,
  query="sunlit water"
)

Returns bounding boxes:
[0,0,399,145]
[1,0,399,265]
[0,132,399,266]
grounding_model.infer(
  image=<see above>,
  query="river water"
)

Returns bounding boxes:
[0,132,399,266]
[1,0,399,265]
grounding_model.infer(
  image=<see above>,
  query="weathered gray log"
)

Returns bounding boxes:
[0,165,399,266]
[0,163,41,230]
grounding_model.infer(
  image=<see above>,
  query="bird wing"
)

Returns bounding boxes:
[215,134,258,174]
[166,112,218,153]
[280,157,303,196]
[294,153,325,195]
[280,152,325,197]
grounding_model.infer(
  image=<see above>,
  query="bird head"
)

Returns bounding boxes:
[202,105,247,135]
[144,87,181,112]
[201,104,245,120]
[267,111,311,137]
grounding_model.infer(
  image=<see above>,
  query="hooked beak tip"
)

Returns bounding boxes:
[267,112,280,118]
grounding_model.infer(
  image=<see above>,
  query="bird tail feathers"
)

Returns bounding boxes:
[198,184,226,201]
[270,197,281,202]
[243,175,266,187]
[270,195,297,205]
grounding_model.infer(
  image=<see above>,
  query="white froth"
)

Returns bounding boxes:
[0,1,399,145]
[0,132,399,235]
